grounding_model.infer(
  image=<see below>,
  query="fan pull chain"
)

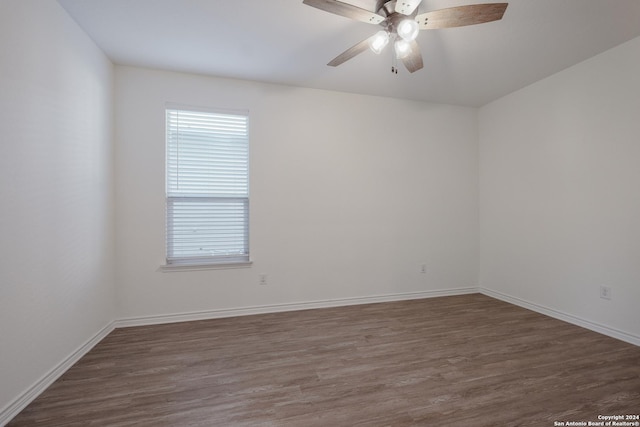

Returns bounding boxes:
[391,51,398,74]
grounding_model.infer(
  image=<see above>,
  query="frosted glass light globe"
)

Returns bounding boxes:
[397,19,419,41]
[394,38,411,58]
[369,31,390,54]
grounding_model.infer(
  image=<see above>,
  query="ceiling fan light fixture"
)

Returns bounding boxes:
[397,19,419,41]
[303,0,509,74]
[394,38,411,59]
[369,30,390,54]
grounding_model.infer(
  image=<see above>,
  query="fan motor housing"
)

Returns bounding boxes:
[377,0,419,33]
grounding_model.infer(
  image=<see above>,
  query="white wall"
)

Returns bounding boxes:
[479,36,640,339]
[115,66,479,319]
[0,0,116,417]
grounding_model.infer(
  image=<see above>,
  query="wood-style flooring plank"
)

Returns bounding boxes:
[8,294,640,426]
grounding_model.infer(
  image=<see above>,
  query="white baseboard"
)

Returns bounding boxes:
[115,287,478,328]
[479,287,640,347]
[0,321,116,427]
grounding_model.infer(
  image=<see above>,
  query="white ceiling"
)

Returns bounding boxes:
[57,0,640,107]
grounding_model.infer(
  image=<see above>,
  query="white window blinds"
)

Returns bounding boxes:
[166,107,249,265]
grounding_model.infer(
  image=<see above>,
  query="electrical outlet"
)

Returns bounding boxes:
[600,285,611,300]
[259,274,268,286]
[420,264,427,274]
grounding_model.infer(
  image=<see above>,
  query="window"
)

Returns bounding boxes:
[165,106,249,266]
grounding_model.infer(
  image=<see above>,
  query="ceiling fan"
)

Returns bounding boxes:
[303,0,508,73]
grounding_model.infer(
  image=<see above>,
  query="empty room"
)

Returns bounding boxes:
[1,0,639,425]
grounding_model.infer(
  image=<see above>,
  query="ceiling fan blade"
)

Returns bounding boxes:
[401,40,423,73]
[303,0,385,24]
[396,0,422,16]
[327,37,372,67]
[416,3,508,30]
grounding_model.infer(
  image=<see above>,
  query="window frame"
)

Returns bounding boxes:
[163,104,251,270]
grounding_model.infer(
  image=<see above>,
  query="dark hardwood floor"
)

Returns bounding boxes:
[8,294,640,426]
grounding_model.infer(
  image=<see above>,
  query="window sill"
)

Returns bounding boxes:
[158,260,253,273]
